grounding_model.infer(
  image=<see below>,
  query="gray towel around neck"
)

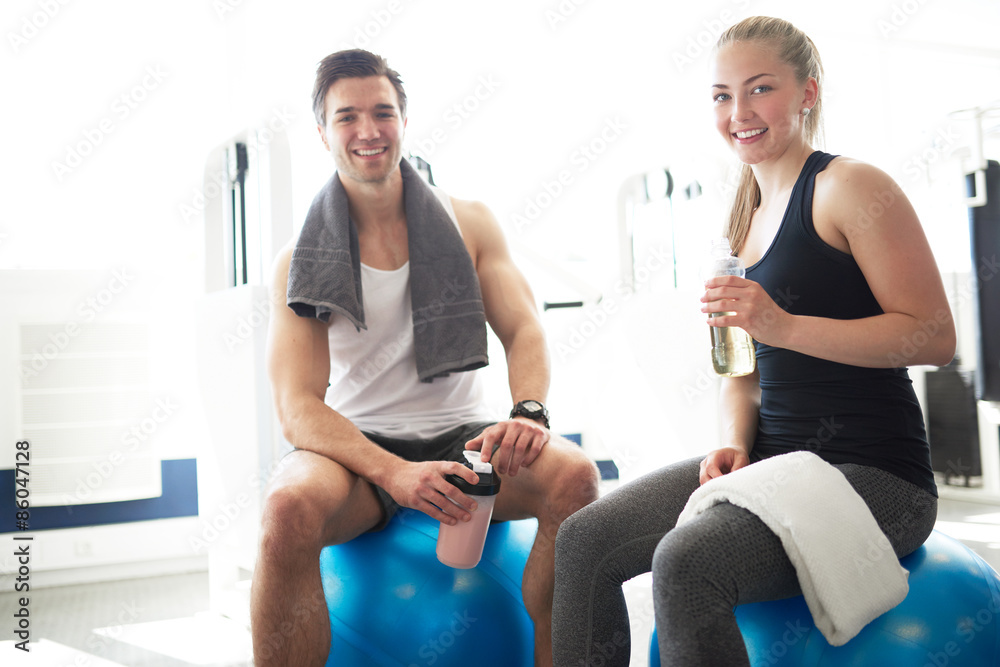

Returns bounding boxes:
[286,158,489,382]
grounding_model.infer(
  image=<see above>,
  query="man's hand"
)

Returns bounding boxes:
[699,446,750,485]
[383,460,480,525]
[465,418,549,476]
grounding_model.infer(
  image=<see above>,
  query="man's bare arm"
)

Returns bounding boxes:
[452,198,551,475]
[266,244,478,523]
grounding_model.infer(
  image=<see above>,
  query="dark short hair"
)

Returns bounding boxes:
[312,49,407,127]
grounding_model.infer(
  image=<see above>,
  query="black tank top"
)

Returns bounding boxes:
[745,151,936,496]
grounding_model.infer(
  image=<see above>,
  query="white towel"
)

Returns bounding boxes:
[676,451,909,646]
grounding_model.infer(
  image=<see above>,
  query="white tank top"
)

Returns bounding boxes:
[324,188,494,439]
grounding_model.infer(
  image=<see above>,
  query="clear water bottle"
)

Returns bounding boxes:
[707,238,756,377]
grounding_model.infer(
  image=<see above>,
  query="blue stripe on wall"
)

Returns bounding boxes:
[0,458,198,533]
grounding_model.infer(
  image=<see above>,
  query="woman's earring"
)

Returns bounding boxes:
[801,107,811,116]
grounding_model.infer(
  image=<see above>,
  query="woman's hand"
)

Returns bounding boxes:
[700,446,751,485]
[701,275,792,348]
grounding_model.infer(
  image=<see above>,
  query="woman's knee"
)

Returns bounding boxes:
[652,522,733,606]
[555,496,612,560]
[651,530,694,583]
[555,502,589,551]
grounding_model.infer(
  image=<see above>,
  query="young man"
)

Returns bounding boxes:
[251,49,600,666]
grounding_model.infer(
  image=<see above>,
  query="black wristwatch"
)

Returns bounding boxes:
[509,400,550,429]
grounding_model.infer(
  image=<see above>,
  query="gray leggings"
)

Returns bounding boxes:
[552,456,938,666]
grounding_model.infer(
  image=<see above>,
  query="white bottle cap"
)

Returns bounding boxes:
[463,449,493,474]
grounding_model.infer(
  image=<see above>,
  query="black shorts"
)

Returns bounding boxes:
[363,421,497,531]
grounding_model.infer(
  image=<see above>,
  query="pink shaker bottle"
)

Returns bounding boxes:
[436,451,501,569]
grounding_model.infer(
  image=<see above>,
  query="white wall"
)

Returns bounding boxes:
[3,0,999,466]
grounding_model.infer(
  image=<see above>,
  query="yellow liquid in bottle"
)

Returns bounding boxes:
[710,312,756,377]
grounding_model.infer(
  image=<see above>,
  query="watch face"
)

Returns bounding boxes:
[521,400,541,412]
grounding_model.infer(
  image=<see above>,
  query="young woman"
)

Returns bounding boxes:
[552,16,956,666]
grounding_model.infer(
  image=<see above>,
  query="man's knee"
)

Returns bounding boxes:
[259,481,327,553]
[546,445,600,520]
[261,454,384,555]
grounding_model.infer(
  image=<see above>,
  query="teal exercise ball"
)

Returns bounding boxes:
[650,531,1000,666]
[320,510,537,666]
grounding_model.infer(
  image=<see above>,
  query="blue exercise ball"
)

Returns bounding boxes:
[320,509,537,666]
[650,530,1000,666]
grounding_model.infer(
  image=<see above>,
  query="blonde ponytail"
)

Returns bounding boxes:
[726,165,760,255]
